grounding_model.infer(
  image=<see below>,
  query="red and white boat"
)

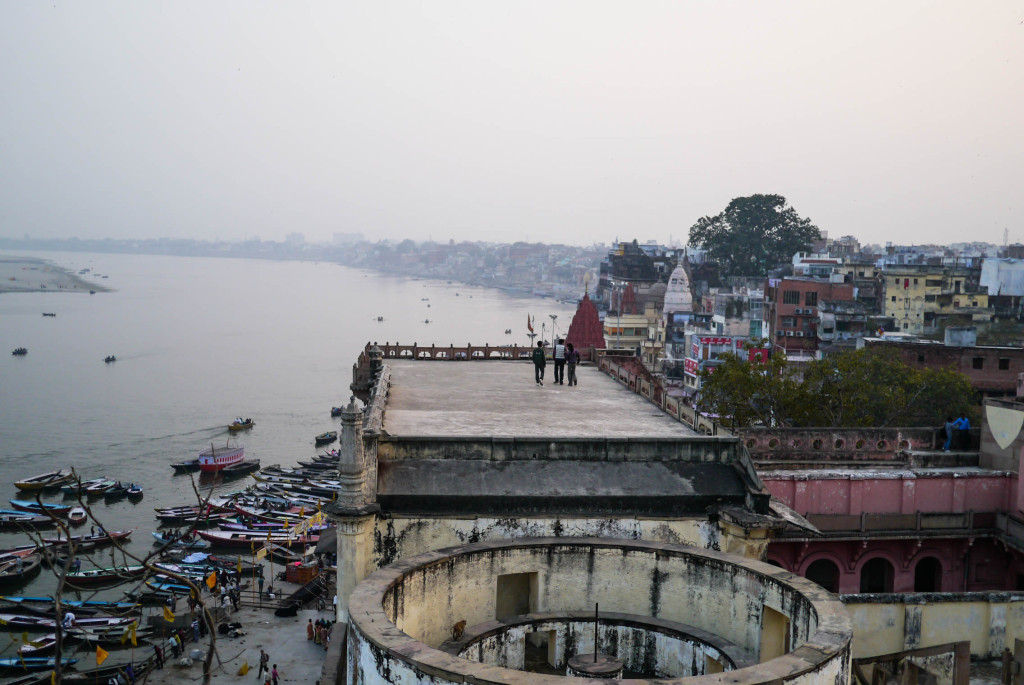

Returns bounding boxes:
[198,443,245,472]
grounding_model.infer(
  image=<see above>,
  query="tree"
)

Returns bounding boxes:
[687,194,820,278]
[698,347,977,428]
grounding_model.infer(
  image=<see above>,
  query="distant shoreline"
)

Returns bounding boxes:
[0,255,111,294]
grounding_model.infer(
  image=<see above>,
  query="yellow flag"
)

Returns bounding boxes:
[120,622,137,646]
[96,645,109,666]
[205,571,216,589]
[50,671,55,685]
[237,662,250,676]
[162,606,175,622]
[299,506,304,517]
[130,622,137,647]
[237,556,242,573]
[20,632,29,644]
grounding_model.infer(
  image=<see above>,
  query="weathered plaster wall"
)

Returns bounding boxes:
[762,469,1010,516]
[371,516,724,570]
[843,592,1024,659]
[453,615,748,677]
[347,538,852,685]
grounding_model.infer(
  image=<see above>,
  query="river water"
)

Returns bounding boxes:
[0,251,576,635]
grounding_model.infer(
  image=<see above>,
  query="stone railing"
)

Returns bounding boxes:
[740,427,981,463]
[372,341,534,360]
[362,363,391,434]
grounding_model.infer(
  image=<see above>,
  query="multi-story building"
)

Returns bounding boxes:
[882,265,993,335]
[763,277,855,361]
[816,300,870,355]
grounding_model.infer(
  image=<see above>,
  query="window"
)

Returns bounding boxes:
[806,559,840,594]
[926,279,942,287]
[860,557,894,593]
[917,354,925,363]
[925,295,936,302]
[1000,358,1010,370]
[783,291,800,305]
[913,278,918,285]
[972,302,978,307]
[804,291,818,307]
[914,557,942,593]
[973,357,984,370]
[781,317,796,327]
[891,296,897,302]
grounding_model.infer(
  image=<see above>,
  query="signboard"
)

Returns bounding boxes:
[683,358,699,376]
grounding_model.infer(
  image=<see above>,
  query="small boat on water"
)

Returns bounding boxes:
[8,501,70,517]
[102,484,129,501]
[151,532,206,550]
[264,542,310,565]
[41,313,55,317]
[41,530,131,547]
[126,484,143,500]
[68,507,87,525]
[70,626,154,648]
[103,355,116,363]
[330,406,343,417]
[228,418,254,432]
[0,514,55,531]
[198,443,245,472]
[0,656,78,672]
[314,431,337,445]
[0,613,135,631]
[11,348,27,356]
[14,470,74,492]
[198,529,318,549]
[219,460,261,479]
[84,480,116,497]
[0,596,138,615]
[61,477,108,496]
[171,459,200,473]
[64,565,147,586]
[0,554,42,586]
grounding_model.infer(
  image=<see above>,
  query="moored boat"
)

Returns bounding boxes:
[0,554,42,586]
[314,431,337,445]
[102,484,129,501]
[126,484,143,500]
[8,501,70,517]
[68,507,87,526]
[0,613,135,631]
[219,460,261,478]
[0,514,55,531]
[84,480,115,497]
[14,470,73,492]
[198,529,318,549]
[63,565,146,586]
[171,460,200,473]
[61,478,108,496]
[0,656,78,672]
[151,532,206,550]
[198,443,245,472]
[41,530,131,547]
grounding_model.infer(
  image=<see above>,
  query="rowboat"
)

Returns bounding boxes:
[0,596,138,615]
[0,656,78,672]
[8,501,70,516]
[198,529,319,549]
[126,484,143,500]
[68,507,87,526]
[63,565,147,586]
[0,514,56,531]
[0,614,135,631]
[102,484,129,501]
[264,542,309,565]
[14,470,73,492]
[0,554,42,586]
[41,531,131,547]
[220,460,261,478]
[61,477,108,496]
[84,480,115,497]
[171,460,200,473]
[151,532,207,550]
[314,431,337,445]
[228,418,254,432]
[70,626,154,648]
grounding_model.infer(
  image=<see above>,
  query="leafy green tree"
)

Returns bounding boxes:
[687,194,820,278]
[698,347,976,428]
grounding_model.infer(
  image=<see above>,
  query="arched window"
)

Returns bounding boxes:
[914,557,942,592]
[859,557,894,593]
[806,559,840,594]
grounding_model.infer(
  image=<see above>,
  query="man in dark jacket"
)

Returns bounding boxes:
[532,341,546,385]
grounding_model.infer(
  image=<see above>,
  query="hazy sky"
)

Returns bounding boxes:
[1,2,1021,247]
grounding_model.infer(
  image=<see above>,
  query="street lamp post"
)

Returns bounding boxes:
[549,315,558,343]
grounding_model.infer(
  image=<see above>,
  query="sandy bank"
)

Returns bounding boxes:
[0,255,110,294]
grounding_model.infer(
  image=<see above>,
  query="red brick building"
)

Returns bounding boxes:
[764,277,855,360]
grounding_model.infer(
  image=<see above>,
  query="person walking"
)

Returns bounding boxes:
[257,650,269,681]
[566,342,580,386]
[942,417,953,451]
[531,341,546,386]
[552,339,566,385]
[307,618,315,641]
[153,644,164,670]
[271,664,279,685]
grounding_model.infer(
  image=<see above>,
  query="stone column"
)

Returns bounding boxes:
[327,396,380,623]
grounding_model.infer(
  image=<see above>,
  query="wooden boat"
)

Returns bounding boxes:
[70,626,154,648]
[126,484,143,500]
[0,514,56,531]
[42,530,131,547]
[68,507,87,525]
[64,565,146,586]
[60,660,152,684]
[0,613,135,631]
[198,529,318,549]
[11,348,27,356]
[103,355,116,363]
[171,459,200,473]
[220,460,261,478]
[0,596,138,615]
[314,431,338,445]
[102,484,129,501]
[0,554,42,585]
[41,313,55,317]
[0,657,78,672]
[330,406,343,417]
[61,477,108,496]
[84,480,116,497]
[228,418,255,432]
[8,500,69,516]
[151,532,206,550]
[263,542,309,565]
[14,470,73,492]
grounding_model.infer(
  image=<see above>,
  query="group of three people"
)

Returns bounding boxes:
[532,339,580,386]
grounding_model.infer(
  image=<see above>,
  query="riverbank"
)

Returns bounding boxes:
[0,255,110,294]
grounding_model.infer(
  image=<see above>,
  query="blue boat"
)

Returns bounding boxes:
[0,596,138,613]
[0,657,78,672]
[146,579,193,593]
[8,501,70,516]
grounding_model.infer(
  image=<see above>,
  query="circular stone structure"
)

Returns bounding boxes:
[566,653,623,679]
[346,537,852,685]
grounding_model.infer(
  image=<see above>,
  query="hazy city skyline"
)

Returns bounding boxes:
[1,2,1021,248]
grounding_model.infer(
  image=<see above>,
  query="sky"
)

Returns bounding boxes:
[1,2,1021,248]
